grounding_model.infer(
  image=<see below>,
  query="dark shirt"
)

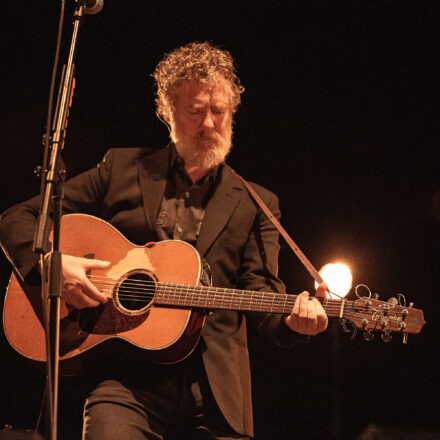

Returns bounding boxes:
[155,147,219,247]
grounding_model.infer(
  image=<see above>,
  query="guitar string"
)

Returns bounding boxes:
[76,281,410,326]
[90,284,410,315]
[81,287,410,326]
[88,273,403,312]
[87,273,343,305]
[92,281,352,311]
[76,291,406,329]
[86,273,402,311]
[87,287,396,324]
[85,275,409,317]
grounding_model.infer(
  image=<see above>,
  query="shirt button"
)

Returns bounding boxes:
[177,226,183,233]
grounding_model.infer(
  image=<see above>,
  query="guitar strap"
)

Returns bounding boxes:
[231,169,324,286]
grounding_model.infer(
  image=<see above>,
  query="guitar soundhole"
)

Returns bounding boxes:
[116,271,155,314]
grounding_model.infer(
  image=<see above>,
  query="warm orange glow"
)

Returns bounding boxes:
[315,263,352,299]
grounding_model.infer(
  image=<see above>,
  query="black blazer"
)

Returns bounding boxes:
[0,145,289,436]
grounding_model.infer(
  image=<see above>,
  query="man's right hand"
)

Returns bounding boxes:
[61,254,111,309]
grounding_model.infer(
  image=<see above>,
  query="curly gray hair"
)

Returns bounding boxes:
[152,42,244,121]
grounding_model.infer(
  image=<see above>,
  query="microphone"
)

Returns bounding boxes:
[78,0,104,15]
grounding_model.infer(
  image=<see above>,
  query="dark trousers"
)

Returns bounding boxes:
[81,348,249,440]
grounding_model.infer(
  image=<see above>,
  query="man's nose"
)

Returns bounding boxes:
[201,111,215,128]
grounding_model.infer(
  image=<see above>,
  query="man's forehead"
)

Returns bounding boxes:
[177,76,233,102]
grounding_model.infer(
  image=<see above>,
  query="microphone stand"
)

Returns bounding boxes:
[33,5,86,440]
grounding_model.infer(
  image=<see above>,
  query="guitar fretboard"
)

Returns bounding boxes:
[153,282,343,317]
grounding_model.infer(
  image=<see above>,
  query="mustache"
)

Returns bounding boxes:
[197,132,218,140]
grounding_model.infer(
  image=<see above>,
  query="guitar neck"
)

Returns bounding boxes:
[154,282,343,317]
[151,281,427,336]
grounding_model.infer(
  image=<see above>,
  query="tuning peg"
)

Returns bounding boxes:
[397,294,407,306]
[381,331,392,343]
[402,333,408,344]
[373,293,379,300]
[387,297,398,306]
[363,330,374,342]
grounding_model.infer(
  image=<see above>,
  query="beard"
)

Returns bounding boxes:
[171,124,233,170]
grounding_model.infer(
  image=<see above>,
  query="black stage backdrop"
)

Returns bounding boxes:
[0,1,439,439]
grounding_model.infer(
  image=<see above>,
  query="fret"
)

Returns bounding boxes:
[172,285,177,305]
[185,284,190,306]
[204,286,210,308]
[282,295,287,312]
[190,285,195,306]
[197,286,202,306]
[194,287,200,307]
[185,285,190,306]
[166,283,171,303]
[174,286,179,305]
[181,286,186,305]
[169,285,175,305]
[178,285,182,306]
[259,292,264,312]
[171,283,177,305]
[170,284,174,304]
[160,283,167,304]
[173,284,179,305]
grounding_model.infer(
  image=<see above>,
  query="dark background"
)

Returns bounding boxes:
[0,1,439,439]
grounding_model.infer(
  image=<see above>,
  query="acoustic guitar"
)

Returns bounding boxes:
[3,214,426,370]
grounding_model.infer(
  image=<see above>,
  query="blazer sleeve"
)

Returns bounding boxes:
[238,187,306,346]
[0,149,115,283]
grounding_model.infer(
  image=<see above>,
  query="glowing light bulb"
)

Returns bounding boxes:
[315,263,352,299]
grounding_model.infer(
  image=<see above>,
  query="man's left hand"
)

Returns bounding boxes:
[284,282,328,335]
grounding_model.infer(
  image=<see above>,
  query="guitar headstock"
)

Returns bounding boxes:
[343,294,426,343]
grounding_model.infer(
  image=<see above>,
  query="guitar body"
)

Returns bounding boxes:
[3,214,206,371]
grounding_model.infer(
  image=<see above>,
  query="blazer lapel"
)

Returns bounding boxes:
[197,165,243,256]
[138,145,171,233]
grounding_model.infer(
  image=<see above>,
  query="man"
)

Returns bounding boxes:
[0,42,327,439]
